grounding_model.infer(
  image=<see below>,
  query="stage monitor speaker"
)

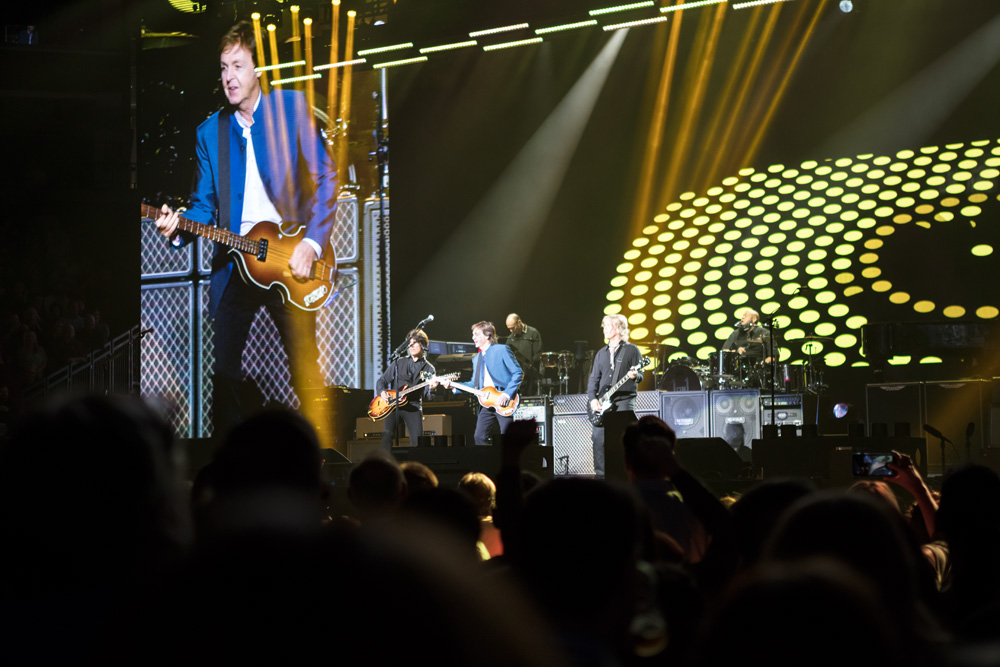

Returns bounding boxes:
[866,382,922,441]
[659,391,709,439]
[675,437,746,482]
[924,379,988,475]
[552,413,595,475]
[710,390,761,453]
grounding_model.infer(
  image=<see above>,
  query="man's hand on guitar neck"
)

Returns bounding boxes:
[155,204,181,239]
[289,241,318,281]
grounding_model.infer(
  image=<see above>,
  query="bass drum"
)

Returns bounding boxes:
[658,365,702,392]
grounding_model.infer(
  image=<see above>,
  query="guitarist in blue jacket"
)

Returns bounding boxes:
[587,314,643,478]
[441,321,523,445]
[155,21,336,435]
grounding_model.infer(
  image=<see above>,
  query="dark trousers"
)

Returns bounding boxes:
[473,406,514,446]
[591,403,637,479]
[211,276,322,437]
[380,404,423,451]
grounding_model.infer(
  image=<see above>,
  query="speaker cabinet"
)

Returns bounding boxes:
[710,390,761,451]
[866,382,922,439]
[761,394,804,427]
[659,391,709,439]
[924,379,988,474]
[552,413,595,475]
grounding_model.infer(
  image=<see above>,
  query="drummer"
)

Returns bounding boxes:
[505,313,544,390]
[721,308,774,364]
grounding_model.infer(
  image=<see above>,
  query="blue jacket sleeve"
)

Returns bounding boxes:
[499,345,523,397]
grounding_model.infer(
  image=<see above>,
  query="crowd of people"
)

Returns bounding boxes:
[0,279,111,431]
[1,394,998,666]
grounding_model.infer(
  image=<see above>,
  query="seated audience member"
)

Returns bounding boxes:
[764,492,944,664]
[697,558,904,667]
[935,463,1000,641]
[399,486,485,562]
[458,471,503,558]
[400,460,439,492]
[730,478,815,569]
[621,415,697,557]
[347,453,407,522]
[0,395,189,663]
[200,406,326,540]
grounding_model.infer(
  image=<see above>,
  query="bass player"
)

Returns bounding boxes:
[587,314,643,478]
[440,321,523,445]
[153,21,336,436]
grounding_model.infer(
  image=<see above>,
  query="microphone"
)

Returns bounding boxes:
[416,314,434,327]
[923,423,951,444]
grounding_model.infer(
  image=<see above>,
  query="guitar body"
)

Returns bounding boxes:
[229,221,337,311]
[367,388,408,421]
[140,204,337,312]
[475,386,520,417]
[588,393,612,427]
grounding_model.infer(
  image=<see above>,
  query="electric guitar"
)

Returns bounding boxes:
[588,356,651,427]
[141,204,337,311]
[367,372,459,421]
[447,383,521,418]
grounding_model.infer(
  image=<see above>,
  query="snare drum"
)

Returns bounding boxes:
[540,351,558,368]
[658,365,702,392]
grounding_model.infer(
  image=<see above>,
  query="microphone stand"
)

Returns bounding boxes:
[759,307,780,435]
[385,316,434,449]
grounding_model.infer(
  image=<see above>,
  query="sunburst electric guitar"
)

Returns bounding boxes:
[141,204,338,311]
[367,372,460,421]
[448,383,521,417]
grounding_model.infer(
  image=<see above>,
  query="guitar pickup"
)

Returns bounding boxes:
[256,238,268,261]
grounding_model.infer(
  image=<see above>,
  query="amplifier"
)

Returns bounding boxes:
[761,394,804,427]
[354,414,452,439]
[553,393,589,415]
[514,396,553,447]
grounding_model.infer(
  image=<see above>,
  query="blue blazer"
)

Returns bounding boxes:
[180,89,338,316]
[465,344,524,398]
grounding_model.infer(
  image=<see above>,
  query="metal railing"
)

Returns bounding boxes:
[24,325,145,409]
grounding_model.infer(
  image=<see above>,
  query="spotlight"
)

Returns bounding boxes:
[839,0,853,12]
[833,402,853,419]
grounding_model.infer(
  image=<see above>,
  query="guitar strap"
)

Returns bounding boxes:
[218,108,231,233]
[474,352,484,390]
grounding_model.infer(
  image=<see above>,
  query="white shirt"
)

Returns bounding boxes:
[234,92,322,257]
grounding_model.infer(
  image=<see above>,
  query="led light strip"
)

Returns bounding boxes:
[313,58,367,70]
[271,73,322,85]
[589,1,656,16]
[469,23,530,37]
[603,16,668,30]
[482,37,544,52]
[372,56,429,69]
[535,20,599,35]
[357,42,414,56]
[419,40,478,54]
[732,0,793,8]
[255,60,306,72]
[660,0,729,13]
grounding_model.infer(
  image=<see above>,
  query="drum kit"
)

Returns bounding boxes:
[537,350,576,395]
[657,336,829,394]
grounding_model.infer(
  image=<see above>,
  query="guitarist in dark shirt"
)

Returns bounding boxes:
[376,329,435,451]
[587,314,643,478]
